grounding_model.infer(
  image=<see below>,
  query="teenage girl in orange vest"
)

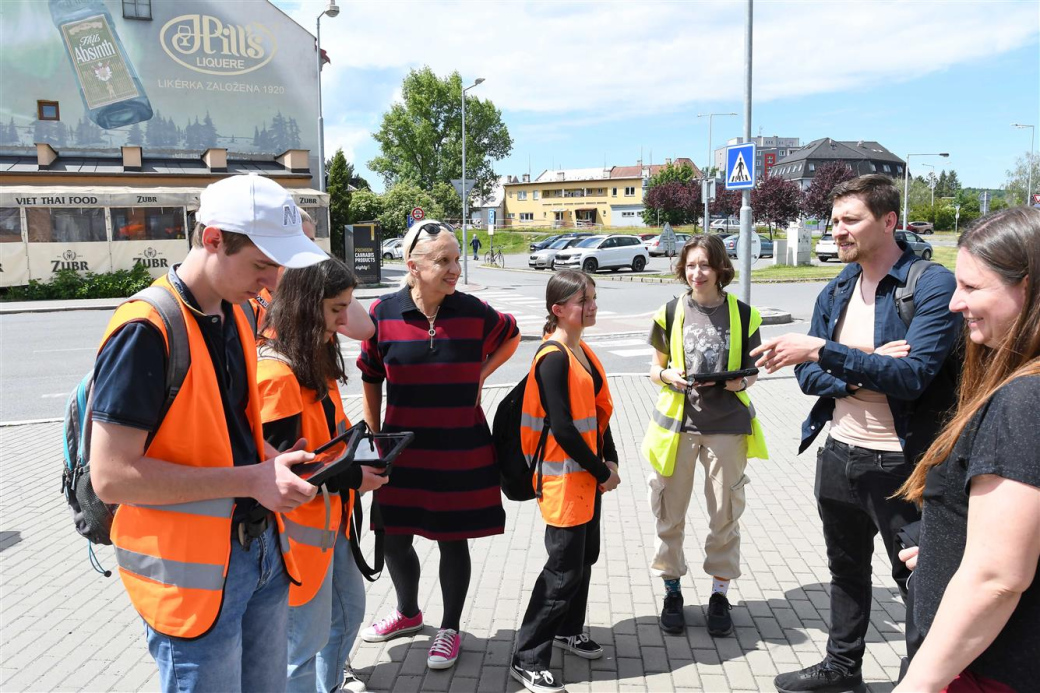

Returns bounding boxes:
[511,270,621,693]
[256,257,387,693]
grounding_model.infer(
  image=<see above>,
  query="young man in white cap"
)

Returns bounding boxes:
[91,174,328,692]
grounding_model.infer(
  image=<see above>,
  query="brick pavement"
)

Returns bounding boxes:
[0,375,905,692]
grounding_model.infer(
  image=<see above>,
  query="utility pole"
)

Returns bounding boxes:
[737,0,753,304]
[697,112,737,233]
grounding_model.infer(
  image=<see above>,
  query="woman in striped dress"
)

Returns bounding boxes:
[357,219,520,671]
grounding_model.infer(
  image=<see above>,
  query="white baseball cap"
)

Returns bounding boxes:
[198,174,327,268]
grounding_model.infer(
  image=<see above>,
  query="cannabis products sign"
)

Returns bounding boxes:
[1,1,319,174]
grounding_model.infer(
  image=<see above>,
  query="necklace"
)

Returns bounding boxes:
[413,292,440,348]
[690,292,726,317]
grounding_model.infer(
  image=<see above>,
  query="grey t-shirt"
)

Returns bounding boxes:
[648,294,760,435]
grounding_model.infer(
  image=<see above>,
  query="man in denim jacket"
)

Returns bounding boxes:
[751,175,961,692]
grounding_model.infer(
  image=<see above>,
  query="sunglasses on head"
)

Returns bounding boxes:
[408,221,454,256]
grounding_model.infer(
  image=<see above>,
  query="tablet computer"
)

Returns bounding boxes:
[292,425,364,487]
[689,367,759,384]
[351,431,415,475]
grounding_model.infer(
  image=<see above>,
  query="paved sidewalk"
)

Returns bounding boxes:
[0,375,905,692]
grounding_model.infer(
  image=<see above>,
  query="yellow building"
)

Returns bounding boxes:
[501,158,698,229]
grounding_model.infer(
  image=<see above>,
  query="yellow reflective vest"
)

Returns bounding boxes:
[641,292,768,476]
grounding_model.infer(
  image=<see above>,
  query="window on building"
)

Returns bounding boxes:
[301,208,330,238]
[869,163,877,172]
[621,211,635,218]
[0,208,22,242]
[779,150,786,156]
[896,165,903,174]
[26,208,106,243]
[507,213,515,219]
[883,164,892,173]
[111,207,186,241]
[533,190,540,200]
[508,191,513,198]
[519,213,534,221]
[517,191,527,201]
[809,163,815,172]
[624,187,635,197]
[122,0,152,19]
[612,187,618,197]
[37,101,59,121]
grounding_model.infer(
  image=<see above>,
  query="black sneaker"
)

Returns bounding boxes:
[552,633,602,659]
[659,591,685,634]
[706,592,734,637]
[509,662,566,693]
[774,662,865,693]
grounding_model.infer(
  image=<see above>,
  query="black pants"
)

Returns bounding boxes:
[514,493,602,670]
[815,437,921,675]
[383,534,471,631]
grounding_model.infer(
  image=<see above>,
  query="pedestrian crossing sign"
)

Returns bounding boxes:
[725,142,756,190]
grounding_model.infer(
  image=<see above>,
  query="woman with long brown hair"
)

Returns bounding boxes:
[895,207,1040,693]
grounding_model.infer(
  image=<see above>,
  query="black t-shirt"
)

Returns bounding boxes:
[92,270,262,521]
[913,375,1040,691]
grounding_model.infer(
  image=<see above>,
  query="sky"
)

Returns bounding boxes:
[277,0,1040,192]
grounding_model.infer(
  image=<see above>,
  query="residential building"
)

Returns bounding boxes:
[768,138,906,190]
[501,157,699,228]
[467,175,507,227]
[0,0,328,287]
[713,135,801,181]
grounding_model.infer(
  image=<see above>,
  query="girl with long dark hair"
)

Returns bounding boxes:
[894,207,1040,693]
[257,257,387,693]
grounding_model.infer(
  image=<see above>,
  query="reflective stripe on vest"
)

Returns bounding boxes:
[521,341,613,528]
[256,356,352,607]
[641,293,769,477]
[101,275,283,639]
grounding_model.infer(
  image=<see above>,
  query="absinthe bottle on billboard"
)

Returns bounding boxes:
[49,0,153,130]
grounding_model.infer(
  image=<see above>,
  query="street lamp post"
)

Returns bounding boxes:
[1012,123,1035,204]
[315,1,340,193]
[903,152,948,232]
[461,77,485,285]
[920,162,935,210]
[697,112,737,231]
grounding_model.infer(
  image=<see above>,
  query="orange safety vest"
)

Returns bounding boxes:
[248,288,273,331]
[101,275,301,639]
[520,341,614,528]
[256,353,355,607]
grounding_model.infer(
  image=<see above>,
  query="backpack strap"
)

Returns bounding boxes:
[894,259,936,328]
[532,340,565,499]
[349,491,384,582]
[130,285,191,447]
[737,299,751,358]
[663,296,680,345]
[241,300,260,337]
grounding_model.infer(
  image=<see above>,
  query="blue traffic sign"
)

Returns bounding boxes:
[725,142,756,190]
[487,209,496,225]
[406,214,415,228]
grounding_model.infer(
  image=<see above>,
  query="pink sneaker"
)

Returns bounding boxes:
[360,609,423,643]
[427,628,460,670]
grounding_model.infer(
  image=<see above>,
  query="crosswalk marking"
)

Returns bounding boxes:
[585,338,645,347]
[608,347,656,358]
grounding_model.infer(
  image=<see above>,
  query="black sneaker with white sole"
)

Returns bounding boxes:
[509,662,566,693]
[552,633,603,659]
[707,592,734,637]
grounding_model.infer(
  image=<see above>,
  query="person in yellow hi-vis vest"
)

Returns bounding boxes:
[641,234,768,640]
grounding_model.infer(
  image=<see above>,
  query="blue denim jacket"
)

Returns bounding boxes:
[795,248,962,455]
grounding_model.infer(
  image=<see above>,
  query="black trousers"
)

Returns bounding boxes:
[815,437,921,675]
[514,493,602,670]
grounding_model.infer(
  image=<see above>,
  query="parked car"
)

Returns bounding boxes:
[907,221,934,235]
[722,233,774,259]
[382,238,404,260]
[710,217,740,232]
[895,230,934,259]
[528,237,583,270]
[638,232,658,241]
[816,233,838,262]
[553,234,649,273]
[528,231,592,252]
[647,233,691,256]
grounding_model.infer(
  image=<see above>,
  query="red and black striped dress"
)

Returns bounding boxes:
[357,287,519,541]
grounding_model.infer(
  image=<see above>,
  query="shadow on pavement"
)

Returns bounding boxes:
[0,530,22,552]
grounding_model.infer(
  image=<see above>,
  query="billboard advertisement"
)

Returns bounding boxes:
[0,0,319,175]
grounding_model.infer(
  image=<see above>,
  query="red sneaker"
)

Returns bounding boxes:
[360,609,423,643]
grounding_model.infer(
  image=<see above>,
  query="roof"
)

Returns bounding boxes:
[471,175,507,208]
[776,138,904,166]
[611,158,700,179]
[533,167,610,183]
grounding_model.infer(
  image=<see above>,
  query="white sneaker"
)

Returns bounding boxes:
[339,663,367,692]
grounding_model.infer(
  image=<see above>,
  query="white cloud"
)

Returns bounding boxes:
[289,0,1037,115]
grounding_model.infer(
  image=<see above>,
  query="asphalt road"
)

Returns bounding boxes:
[0,262,819,423]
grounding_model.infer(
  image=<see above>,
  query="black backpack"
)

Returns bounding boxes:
[493,341,562,501]
[61,285,190,573]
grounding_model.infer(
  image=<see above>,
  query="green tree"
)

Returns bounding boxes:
[368,67,513,198]
[641,161,700,225]
[946,169,961,195]
[935,170,948,198]
[347,190,384,227]
[326,149,352,259]
[801,162,855,224]
[1004,151,1040,205]
[430,181,462,221]
[378,182,443,236]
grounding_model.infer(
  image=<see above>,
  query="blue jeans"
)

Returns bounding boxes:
[145,522,290,693]
[287,529,367,693]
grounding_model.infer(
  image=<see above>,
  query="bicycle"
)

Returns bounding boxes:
[483,248,505,268]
